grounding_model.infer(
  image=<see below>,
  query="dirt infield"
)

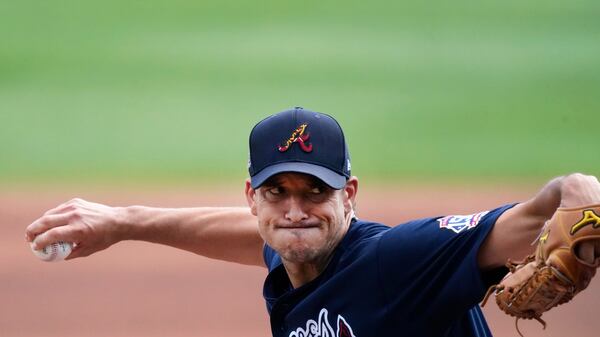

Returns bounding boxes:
[2,183,599,337]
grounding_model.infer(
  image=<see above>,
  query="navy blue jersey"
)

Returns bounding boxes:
[263,204,516,337]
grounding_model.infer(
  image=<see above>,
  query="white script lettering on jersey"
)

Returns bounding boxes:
[437,211,489,234]
[289,308,356,337]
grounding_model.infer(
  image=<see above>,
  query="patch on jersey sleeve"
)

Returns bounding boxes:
[437,211,489,234]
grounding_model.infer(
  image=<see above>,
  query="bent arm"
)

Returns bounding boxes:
[478,173,600,270]
[26,199,265,267]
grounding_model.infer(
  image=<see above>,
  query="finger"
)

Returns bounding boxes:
[65,243,84,260]
[31,225,80,250]
[65,246,95,260]
[576,241,595,265]
[43,202,76,216]
[65,242,98,260]
[26,212,77,242]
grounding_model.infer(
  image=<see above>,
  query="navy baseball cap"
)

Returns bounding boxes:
[248,107,351,189]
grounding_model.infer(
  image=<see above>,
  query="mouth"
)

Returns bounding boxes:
[276,223,320,230]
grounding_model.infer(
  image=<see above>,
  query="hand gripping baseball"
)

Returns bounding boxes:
[26,198,124,260]
[482,204,600,336]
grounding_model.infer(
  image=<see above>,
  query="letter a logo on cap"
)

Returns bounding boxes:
[249,108,350,189]
[278,123,313,153]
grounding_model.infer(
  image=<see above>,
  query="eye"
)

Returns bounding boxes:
[267,187,283,195]
[310,187,323,194]
[306,186,330,202]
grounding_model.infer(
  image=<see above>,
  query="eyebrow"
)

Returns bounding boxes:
[309,179,328,190]
[261,176,284,188]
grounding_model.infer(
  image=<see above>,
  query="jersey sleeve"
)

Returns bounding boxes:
[377,204,516,318]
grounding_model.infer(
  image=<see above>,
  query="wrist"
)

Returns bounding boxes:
[113,205,140,242]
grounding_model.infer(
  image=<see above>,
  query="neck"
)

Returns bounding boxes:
[282,250,335,288]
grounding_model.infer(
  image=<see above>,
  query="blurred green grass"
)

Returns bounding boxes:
[1,1,599,184]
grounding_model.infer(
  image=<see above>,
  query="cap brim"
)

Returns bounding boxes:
[250,162,347,189]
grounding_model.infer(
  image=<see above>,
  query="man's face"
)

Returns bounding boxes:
[246,173,357,265]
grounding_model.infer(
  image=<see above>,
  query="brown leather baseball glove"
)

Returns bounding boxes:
[482,204,600,335]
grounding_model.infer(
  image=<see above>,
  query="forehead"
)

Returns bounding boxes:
[262,172,329,188]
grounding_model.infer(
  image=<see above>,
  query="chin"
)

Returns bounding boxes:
[281,249,320,264]
[276,241,323,263]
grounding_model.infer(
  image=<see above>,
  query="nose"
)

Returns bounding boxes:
[285,196,308,223]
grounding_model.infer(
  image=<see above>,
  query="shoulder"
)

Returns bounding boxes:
[376,204,517,306]
[345,219,390,242]
[263,244,282,271]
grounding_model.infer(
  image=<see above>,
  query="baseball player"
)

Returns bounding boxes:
[26,108,600,337]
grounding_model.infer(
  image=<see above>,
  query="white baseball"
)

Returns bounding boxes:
[31,241,73,262]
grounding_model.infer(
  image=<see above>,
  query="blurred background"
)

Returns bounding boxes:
[1,1,599,336]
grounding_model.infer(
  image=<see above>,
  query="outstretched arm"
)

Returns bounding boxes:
[25,198,265,267]
[478,173,600,269]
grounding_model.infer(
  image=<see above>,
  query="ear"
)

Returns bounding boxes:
[245,179,258,216]
[342,176,359,215]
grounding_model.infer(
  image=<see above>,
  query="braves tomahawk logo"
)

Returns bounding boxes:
[278,123,313,153]
[289,308,356,337]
